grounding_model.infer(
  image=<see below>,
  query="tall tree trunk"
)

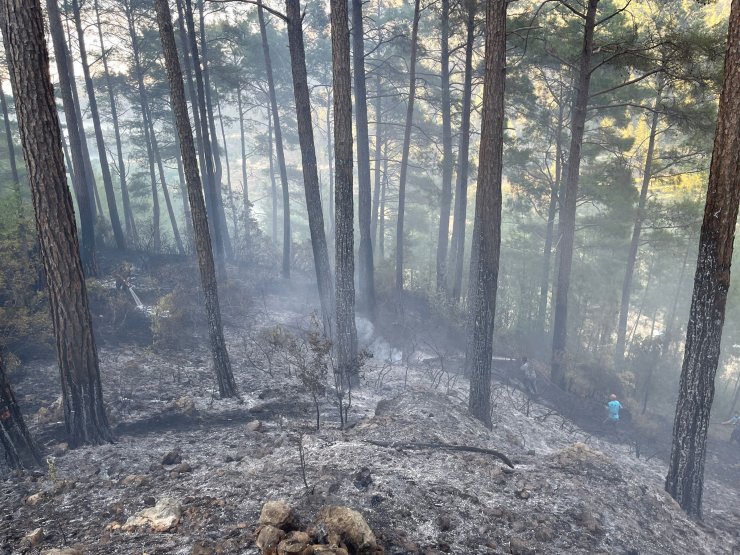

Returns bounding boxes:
[148,110,185,254]
[44,0,97,276]
[371,75,382,250]
[127,9,161,252]
[155,0,238,398]
[183,0,226,274]
[172,114,194,248]
[395,0,421,296]
[536,96,564,338]
[1,0,113,444]
[330,0,359,385]
[467,0,506,428]
[448,0,476,301]
[0,81,19,186]
[216,92,239,246]
[379,140,388,259]
[94,0,137,244]
[268,111,278,247]
[198,0,233,259]
[550,0,599,389]
[615,107,660,367]
[237,85,251,251]
[436,0,453,292]
[286,0,336,337]
[0,351,42,468]
[258,0,291,278]
[71,0,125,250]
[352,0,376,319]
[665,0,740,518]
[326,91,335,237]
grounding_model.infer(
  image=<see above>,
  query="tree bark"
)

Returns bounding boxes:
[615,107,660,367]
[94,0,137,244]
[1,0,113,444]
[286,0,336,338]
[550,0,599,389]
[326,90,335,237]
[395,0,421,296]
[44,0,97,276]
[0,351,42,468]
[379,140,388,259]
[237,85,251,251]
[268,110,278,247]
[183,0,226,275]
[371,74,382,250]
[258,0,291,278]
[0,80,19,186]
[352,0,376,319]
[448,0,476,301]
[330,0,359,384]
[436,0,453,293]
[216,91,239,246]
[466,0,506,429]
[155,0,238,398]
[71,0,125,250]
[664,0,740,518]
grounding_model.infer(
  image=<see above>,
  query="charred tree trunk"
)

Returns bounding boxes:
[237,86,251,251]
[448,0,475,301]
[550,0,598,389]
[371,75,382,250]
[330,0,359,384]
[183,0,226,274]
[664,0,740,518]
[379,140,388,259]
[71,0,125,251]
[172,115,194,248]
[216,92,238,246]
[268,111,278,247]
[1,0,113,444]
[94,0,136,245]
[258,0,291,278]
[615,107,660,367]
[44,0,97,276]
[0,351,42,468]
[326,91,335,237]
[155,0,238,398]
[536,96,564,339]
[467,0,506,429]
[286,0,336,337]
[395,0,421,297]
[0,80,19,187]
[352,0,375,319]
[436,0,453,293]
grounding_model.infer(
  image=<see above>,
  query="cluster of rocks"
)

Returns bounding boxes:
[256,500,384,555]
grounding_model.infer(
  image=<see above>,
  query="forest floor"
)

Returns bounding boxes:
[1,258,739,555]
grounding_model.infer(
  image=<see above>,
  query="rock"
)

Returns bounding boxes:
[534,527,555,542]
[166,395,196,416]
[277,531,313,554]
[508,537,534,555]
[25,492,44,506]
[259,500,297,531]
[173,462,193,474]
[23,528,44,547]
[192,541,215,555]
[121,474,149,487]
[315,506,378,554]
[352,468,373,490]
[122,497,182,532]
[256,525,286,555]
[162,449,182,465]
[52,443,69,456]
[247,419,263,432]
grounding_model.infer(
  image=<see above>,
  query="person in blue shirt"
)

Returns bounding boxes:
[605,394,623,426]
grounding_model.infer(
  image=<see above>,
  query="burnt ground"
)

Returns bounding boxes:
[1,263,739,555]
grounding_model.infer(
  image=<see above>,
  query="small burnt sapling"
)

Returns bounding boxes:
[0,351,42,468]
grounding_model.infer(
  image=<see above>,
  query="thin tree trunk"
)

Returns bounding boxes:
[0,351,42,468]
[330,0,359,384]
[665,0,740,518]
[436,0,453,292]
[395,0,421,296]
[379,140,387,259]
[352,0,375,319]
[198,0,233,259]
[448,0,476,301]
[172,115,194,248]
[94,0,137,244]
[615,107,660,367]
[268,111,278,247]
[550,0,599,389]
[216,92,239,246]
[71,0,125,250]
[371,75,382,250]
[237,86,251,251]
[127,8,161,252]
[183,0,226,274]
[1,0,113,444]
[536,96,564,338]
[286,0,336,337]
[326,90,335,237]
[0,81,19,186]
[466,0,506,429]
[258,0,291,278]
[155,0,238,398]
[44,0,97,276]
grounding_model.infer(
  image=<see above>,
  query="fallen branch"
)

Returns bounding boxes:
[363,439,514,468]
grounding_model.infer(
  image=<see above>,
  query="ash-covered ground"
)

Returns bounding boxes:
[1,269,738,555]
